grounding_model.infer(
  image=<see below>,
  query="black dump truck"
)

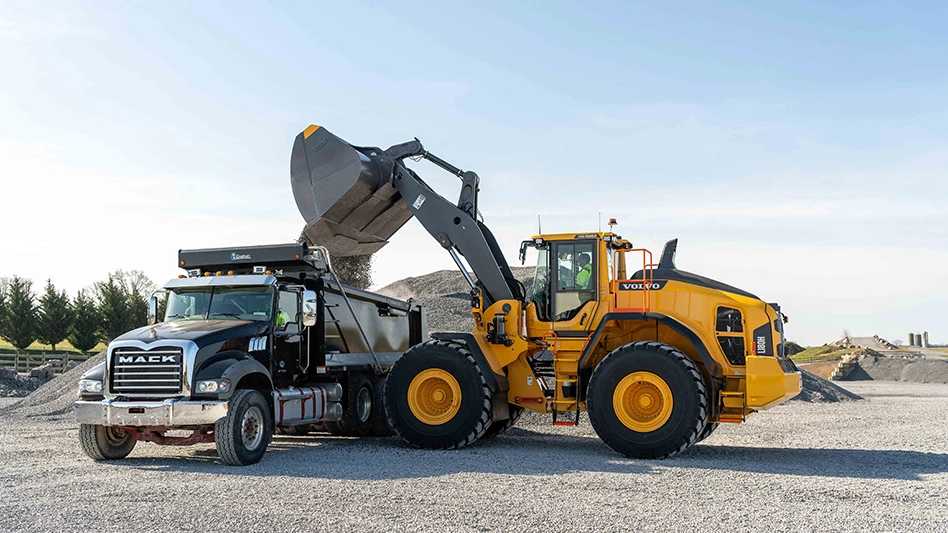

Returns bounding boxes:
[74,243,425,465]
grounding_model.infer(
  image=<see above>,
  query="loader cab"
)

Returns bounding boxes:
[522,233,615,333]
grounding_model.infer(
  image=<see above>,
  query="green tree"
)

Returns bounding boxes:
[0,279,6,335]
[69,290,100,354]
[96,274,131,342]
[37,279,74,352]
[0,276,38,351]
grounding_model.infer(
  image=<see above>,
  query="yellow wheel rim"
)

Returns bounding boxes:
[407,369,462,425]
[613,372,673,432]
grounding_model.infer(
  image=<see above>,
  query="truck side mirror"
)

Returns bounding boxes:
[147,296,159,325]
[302,290,318,327]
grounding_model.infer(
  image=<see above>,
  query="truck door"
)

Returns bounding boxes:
[272,289,303,382]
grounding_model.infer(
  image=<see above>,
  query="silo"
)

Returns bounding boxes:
[923,331,929,348]
[908,333,916,346]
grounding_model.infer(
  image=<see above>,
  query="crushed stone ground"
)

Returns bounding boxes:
[0,381,945,532]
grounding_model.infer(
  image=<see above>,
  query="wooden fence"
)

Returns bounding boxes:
[0,352,94,374]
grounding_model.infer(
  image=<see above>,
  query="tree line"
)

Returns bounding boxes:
[0,270,156,354]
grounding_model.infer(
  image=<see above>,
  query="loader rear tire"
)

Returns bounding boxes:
[385,340,492,449]
[481,405,524,439]
[587,341,708,460]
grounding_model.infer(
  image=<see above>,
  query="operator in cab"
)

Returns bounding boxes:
[575,253,593,289]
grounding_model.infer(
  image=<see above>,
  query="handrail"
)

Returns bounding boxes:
[612,248,654,313]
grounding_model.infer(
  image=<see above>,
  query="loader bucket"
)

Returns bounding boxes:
[290,125,413,256]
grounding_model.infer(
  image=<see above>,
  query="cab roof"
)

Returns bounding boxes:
[530,232,631,245]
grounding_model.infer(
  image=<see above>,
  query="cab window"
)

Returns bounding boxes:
[530,247,552,322]
[553,241,596,321]
[276,290,300,332]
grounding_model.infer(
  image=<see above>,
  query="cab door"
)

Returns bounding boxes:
[272,289,303,384]
[525,239,600,337]
[551,240,598,330]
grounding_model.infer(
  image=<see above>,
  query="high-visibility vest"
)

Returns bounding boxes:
[576,264,592,288]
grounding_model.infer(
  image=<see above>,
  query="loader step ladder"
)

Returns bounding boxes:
[719,391,746,423]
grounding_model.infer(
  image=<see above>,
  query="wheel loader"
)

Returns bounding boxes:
[290,124,801,459]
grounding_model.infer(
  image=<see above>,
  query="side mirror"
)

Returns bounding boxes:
[302,290,318,327]
[147,296,159,325]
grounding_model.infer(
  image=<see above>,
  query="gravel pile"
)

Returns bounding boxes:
[0,375,50,398]
[792,370,862,402]
[854,355,948,384]
[4,351,105,418]
[377,267,534,332]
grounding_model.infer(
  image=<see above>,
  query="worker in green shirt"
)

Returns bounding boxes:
[575,253,593,289]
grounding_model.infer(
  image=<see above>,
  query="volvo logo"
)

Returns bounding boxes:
[118,355,177,364]
[618,280,668,291]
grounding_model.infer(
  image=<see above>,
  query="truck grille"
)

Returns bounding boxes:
[110,346,184,396]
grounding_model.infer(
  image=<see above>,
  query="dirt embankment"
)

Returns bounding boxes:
[854,356,948,384]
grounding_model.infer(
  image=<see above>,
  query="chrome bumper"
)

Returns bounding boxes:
[74,399,229,427]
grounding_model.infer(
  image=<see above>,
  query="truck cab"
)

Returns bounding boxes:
[75,242,425,465]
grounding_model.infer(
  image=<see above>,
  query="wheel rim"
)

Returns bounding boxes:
[241,406,264,450]
[356,386,372,423]
[407,369,462,425]
[104,427,127,444]
[613,371,674,432]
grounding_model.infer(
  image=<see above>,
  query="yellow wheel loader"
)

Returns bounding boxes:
[290,125,801,459]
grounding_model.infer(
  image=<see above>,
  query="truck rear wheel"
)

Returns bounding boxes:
[385,340,492,449]
[276,424,315,436]
[79,424,136,460]
[587,341,708,459]
[325,374,374,437]
[215,389,272,466]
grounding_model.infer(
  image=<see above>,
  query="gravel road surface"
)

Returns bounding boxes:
[1,381,946,532]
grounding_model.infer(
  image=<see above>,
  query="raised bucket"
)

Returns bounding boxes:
[290,125,412,256]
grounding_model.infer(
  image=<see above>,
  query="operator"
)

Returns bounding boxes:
[575,253,593,289]
[276,307,291,328]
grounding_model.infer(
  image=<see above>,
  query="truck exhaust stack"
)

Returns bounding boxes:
[290,125,412,256]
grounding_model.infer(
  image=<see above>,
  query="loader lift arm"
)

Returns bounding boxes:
[291,126,523,307]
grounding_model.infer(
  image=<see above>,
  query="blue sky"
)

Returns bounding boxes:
[0,1,945,345]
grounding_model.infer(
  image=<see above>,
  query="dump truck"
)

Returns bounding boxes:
[74,242,426,465]
[290,125,801,458]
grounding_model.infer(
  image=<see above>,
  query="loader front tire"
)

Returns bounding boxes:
[587,341,708,459]
[481,405,524,439]
[696,422,719,443]
[385,340,492,449]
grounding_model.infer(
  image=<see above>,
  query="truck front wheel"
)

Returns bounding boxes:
[79,424,136,460]
[215,389,272,466]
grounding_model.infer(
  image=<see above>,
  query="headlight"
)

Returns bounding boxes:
[78,379,103,394]
[197,379,230,393]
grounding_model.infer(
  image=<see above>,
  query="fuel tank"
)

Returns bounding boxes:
[290,125,413,256]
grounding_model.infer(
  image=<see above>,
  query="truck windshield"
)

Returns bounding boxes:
[165,286,274,322]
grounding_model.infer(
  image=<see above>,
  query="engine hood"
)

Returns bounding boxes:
[113,320,269,349]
